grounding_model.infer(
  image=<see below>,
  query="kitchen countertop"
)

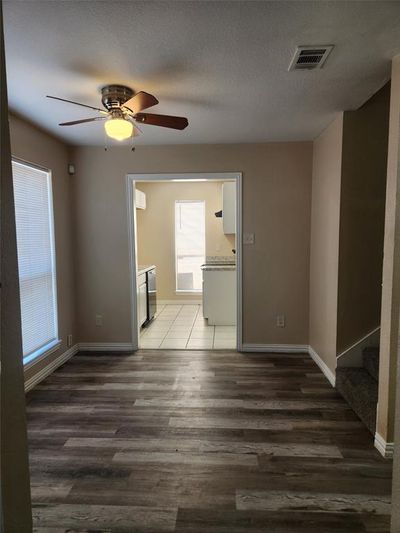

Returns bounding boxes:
[201,264,236,271]
[137,265,156,276]
[201,257,236,272]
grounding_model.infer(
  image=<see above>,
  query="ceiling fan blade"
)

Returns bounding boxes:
[59,117,106,126]
[134,112,188,130]
[122,91,159,114]
[47,95,106,113]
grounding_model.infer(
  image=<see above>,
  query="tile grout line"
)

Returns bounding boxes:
[141,304,181,349]
[186,305,201,348]
[144,304,232,349]
[161,305,184,348]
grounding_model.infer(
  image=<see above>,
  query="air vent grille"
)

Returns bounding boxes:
[288,45,333,71]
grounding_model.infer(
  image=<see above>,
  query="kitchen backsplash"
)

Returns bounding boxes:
[205,255,236,265]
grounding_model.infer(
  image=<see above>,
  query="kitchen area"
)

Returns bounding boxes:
[134,179,237,350]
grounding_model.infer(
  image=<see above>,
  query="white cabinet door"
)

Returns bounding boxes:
[202,269,236,325]
[222,182,236,234]
[138,282,147,326]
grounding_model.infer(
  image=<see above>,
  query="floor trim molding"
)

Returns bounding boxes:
[25,344,79,392]
[241,344,309,354]
[374,432,394,458]
[241,344,336,390]
[308,346,336,387]
[77,342,135,352]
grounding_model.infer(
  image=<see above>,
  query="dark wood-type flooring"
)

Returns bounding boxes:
[26,350,393,532]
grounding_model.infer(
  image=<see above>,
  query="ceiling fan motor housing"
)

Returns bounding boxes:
[101,85,134,110]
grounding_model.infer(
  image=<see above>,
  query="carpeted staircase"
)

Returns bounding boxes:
[336,346,379,434]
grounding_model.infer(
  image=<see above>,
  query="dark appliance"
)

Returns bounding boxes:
[146,268,157,322]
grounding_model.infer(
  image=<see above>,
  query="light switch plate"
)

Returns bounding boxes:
[276,314,285,328]
[243,233,255,245]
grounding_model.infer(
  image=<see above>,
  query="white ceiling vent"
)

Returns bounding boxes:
[288,45,333,71]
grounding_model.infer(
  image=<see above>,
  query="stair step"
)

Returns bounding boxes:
[336,368,378,434]
[363,346,379,382]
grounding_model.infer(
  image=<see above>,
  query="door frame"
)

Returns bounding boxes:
[126,172,243,351]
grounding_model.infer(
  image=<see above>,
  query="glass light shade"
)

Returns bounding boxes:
[104,118,134,141]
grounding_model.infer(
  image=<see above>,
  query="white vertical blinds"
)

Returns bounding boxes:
[175,200,206,291]
[12,160,58,361]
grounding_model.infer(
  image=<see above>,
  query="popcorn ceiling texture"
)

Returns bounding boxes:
[3,1,400,146]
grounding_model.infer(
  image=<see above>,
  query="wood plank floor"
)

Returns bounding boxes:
[26,350,392,532]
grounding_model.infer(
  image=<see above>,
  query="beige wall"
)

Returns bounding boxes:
[337,83,390,354]
[9,114,76,383]
[136,181,235,301]
[72,142,312,345]
[309,114,343,374]
[1,5,32,526]
[388,56,400,533]
[377,56,400,445]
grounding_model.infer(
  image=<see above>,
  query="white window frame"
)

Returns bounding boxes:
[12,158,60,366]
[174,199,206,294]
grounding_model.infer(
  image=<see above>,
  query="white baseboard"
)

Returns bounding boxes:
[337,326,380,367]
[241,344,337,389]
[158,299,202,306]
[308,346,336,387]
[77,342,135,352]
[241,344,309,354]
[374,432,394,458]
[25,344,78,392]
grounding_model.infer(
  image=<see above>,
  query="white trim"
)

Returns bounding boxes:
[308,346,336,387]
[126,172,243,352]
[158,299,202,306]
[126,179,140,351]
[126,173,239,182]
[24,344,78,392]
[374,432,394,458]
[236,174,243,349]
[241,343,309,354]
[175,291,203,295]
[241,344,337,388]
[337,326,380,367]
[77,343,135,352]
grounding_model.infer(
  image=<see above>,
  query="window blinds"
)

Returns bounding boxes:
[175,200,205,291]
[12,160,58,361]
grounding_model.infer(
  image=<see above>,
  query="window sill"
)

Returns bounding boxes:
[23,339,62,368]
[175,291,203,295]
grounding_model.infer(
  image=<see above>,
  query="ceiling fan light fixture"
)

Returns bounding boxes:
[104,117,133,141]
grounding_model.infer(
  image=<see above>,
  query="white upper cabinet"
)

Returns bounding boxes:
[222,182,236,234]
[136,189,146,210]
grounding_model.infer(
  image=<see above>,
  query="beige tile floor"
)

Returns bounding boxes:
[139,304,236,349]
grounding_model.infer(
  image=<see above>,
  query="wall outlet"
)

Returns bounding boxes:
[95,314,103,327]
[243,233,255,245]
[276,314,285,328]
[67,334,73,347]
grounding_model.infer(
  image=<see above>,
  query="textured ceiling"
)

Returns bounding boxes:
[3,1,400,146]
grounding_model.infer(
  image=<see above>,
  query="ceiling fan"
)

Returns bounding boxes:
[47,85,188,141]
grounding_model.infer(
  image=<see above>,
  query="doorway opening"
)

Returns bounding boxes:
[126,173,242,350]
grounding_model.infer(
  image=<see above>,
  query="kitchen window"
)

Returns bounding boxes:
[12,159,59,365]
[175,200,205,292]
